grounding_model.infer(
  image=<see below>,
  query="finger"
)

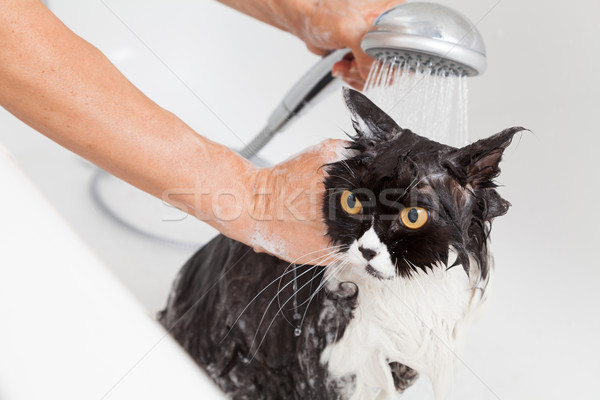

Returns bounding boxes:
[300,139,349,163]
[344,76,365,91]
[252,244,277,258]
[320,139,354,164]
[332,59,352,78]
[352,46,376,81]
[333,59,365,90]
[305,43,329,56]
[320,138,351,156]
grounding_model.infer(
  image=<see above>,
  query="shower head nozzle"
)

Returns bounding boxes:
[361,2,487,76]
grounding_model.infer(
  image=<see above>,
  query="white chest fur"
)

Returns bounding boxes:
[320,255,489,400]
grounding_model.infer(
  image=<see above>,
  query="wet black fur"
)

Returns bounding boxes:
[159,88,523,399]
[159,236,359,399]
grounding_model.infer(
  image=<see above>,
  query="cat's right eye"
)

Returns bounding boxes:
[341,190,362,215]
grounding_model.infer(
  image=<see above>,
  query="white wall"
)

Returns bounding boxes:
[1,0,598,399]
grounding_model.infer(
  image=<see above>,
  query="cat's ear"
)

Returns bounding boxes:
[447,126,525,189]
[343,87,402,141]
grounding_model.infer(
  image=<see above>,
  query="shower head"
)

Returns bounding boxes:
[361,2,486,76]
[240,2,487,159]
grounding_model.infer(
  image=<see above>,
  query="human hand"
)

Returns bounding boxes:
[217,0,403,88]
[284,0,404,89]
[245,139,349,265]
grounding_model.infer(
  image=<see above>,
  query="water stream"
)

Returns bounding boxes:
[364,59,470,147]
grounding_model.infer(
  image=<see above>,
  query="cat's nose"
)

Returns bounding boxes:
[359,246,377,261]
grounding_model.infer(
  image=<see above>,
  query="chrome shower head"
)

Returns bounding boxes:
[361,2,486,76]
[240,2,487,159]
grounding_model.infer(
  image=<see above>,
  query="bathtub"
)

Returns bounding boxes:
[0,0,598,399]
[0,146,224,399]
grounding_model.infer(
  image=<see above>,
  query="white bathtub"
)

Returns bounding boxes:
[1,0,598,399]
[0,146,224,399]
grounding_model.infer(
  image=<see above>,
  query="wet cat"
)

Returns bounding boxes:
[159,88,523,399]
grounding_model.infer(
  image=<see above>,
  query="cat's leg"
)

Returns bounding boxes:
[389,362,419,392]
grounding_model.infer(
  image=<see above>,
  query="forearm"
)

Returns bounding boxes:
[216,0,312,36]
[0,0,256,241]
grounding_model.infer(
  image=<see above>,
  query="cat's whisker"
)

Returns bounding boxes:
[249,268,327,360]
[322,259,350,282]
[219,246,343,343]
[219,262,309,343]
[277,266,324,329]
[248,261,345,361]
[276,250,346,327]
[326,174,356,187]
[297,260,351,332]
[393,171,446,205]
[285,245,344,266]
[283,256,347,316]
[282,265,334,314]
[291,256,348,311]
[405,172,446,194]
[405,176,419,194]
[270,249,343,316]
[403,256,426,278]
[248,264,323,349]
[401,257,441,284]
[277,248,345,298]
[293,246,349,311]
[325,188,347,200]
[245,249,344,350]
[339,159,357,178]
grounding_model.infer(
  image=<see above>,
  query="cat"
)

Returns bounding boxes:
[159,88,524,400]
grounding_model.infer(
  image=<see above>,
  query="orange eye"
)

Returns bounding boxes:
[399,207,429,229]
[341,190,362,215]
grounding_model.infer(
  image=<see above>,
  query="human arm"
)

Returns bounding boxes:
[0,0,342,264]
[217,0,404,88]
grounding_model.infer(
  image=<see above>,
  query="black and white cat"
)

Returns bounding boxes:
[159,88,523,399]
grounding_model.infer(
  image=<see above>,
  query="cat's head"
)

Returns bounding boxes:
[323,88,523,282]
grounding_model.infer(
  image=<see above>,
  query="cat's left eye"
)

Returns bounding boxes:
[341,190,362,215]
[399,207,429,230]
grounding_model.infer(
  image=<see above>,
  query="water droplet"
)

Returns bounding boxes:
[294,328,302,336]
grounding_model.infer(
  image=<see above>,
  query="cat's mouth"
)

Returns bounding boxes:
[365,264,387,280]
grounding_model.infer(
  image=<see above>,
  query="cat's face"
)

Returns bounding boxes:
[323,88,523,281]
